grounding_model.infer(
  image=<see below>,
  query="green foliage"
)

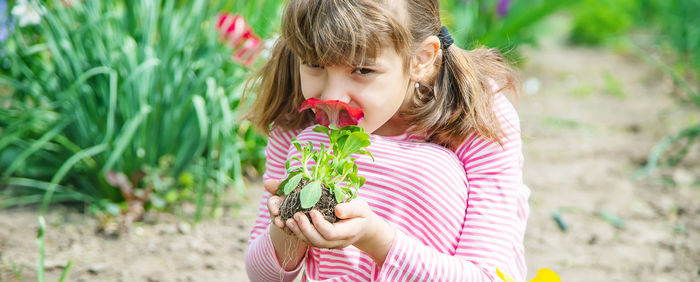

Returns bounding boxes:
[633,0,700,176]
[441,0,577,61]
[564,0,700,176]
[635,123,700,179]
[602,71,626,98]
[655,0,700,78]
[279,125,373,207]
[569,0,639,45]
[0,0,283,219]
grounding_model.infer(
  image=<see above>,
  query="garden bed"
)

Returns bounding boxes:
[1,44,699,282]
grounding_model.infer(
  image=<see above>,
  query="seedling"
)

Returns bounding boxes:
[278,98,373,223]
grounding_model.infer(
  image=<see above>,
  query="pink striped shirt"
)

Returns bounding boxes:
[245,93,530,281]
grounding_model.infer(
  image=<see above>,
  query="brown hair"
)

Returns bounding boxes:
[243,0,519,149]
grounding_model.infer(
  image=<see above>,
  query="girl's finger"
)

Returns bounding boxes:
[311,210,345,241]
[294,212,328,247]
[335,200,370,219]
[267,196,282,215]
[323,217,365,241]
[287,217,309,244]
[263,179,281,195]
[274,216,286,229]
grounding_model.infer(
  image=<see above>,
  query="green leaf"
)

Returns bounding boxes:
[341,185,352,194]
[348,173,359,186]
[334,159,347,173]
[359,149,375,162]
[101,105,152,174]
[340,125,361,133]
[343,162,353,175]
[277,176,287,195]
[341,132,371,158]
[333,185,345,203]
[292,139,303,154]
[283,173,304,195]
[313,125,330,135]
[300,181,322,209]
[2,119,71,178]
[336,135,349,150]
[287,165,302,173]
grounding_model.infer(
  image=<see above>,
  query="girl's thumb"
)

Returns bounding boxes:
[335,200,369,219]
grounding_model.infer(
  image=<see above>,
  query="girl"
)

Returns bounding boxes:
[244,0,529,281]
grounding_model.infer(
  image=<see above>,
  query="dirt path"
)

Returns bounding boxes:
[519,44,699,281]
[1,45,699,281]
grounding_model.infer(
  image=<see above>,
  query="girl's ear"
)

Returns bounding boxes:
[410,36,441,82]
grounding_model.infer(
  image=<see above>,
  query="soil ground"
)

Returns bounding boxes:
[1,32,699,282]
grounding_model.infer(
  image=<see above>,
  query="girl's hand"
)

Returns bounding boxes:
[264,179,289,232]
[264,179,308,271]
[285,199,395,265]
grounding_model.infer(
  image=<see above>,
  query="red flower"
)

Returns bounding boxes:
[232,34,263,66]
[298,98,364,128]
[216,13,263,67]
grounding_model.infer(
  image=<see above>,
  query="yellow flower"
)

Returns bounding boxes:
[497,268,561,282]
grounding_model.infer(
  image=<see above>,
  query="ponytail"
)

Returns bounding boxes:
[402,45,519,150]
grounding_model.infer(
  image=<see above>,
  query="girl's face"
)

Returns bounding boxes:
[299,48,412,136]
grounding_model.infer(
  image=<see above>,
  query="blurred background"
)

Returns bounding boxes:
[0,0,698,281]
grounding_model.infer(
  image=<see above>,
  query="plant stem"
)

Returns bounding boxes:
[37,216,46,282]
[59,260,74,282]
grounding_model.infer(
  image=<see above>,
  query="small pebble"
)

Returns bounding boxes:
[587,234,598,245]
[159,224,177,235]
[178,222,192,234]
[89,263,108,274]
[134,226,144,236]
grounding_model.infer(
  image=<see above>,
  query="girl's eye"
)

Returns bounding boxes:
[304,62,323,69]
[352,68,374,75]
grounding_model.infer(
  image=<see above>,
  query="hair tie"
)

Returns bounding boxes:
[437,26,454,50]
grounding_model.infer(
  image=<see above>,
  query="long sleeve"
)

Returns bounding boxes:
[374,92,530,281]
[245,92,529,281]
[244,127,305,282]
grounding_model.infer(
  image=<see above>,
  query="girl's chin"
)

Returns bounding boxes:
[357,120,374,133]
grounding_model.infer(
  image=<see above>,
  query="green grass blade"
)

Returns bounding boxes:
[103,71,118,143]
[2,119,71,179]
[59,260,74,282]
[100,105,152,174]
[40,144,109,213]
[634,123,700,178]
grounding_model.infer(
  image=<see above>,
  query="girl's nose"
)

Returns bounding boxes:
[320,74,351,103]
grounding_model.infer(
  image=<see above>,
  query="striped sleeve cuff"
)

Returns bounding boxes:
[372,230,501,282]
[245,228,304,282]
[372,229,409,281]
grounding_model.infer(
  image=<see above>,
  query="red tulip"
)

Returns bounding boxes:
[216,13,263,67]
[298,98,364,128]
[232,34,263,66]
